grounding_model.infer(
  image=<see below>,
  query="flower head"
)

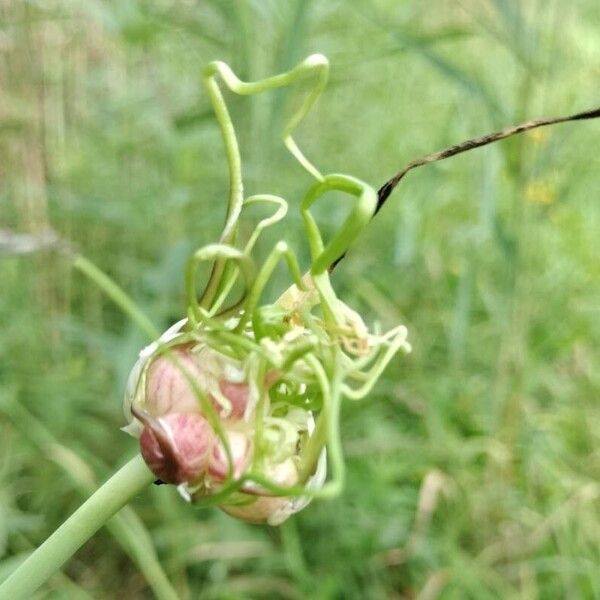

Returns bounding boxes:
[122,54,411,525]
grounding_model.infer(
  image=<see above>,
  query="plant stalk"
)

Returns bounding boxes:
[0,455,154,600]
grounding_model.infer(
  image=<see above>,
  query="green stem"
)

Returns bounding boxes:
[0,455,154,600]
[0,398,178,600]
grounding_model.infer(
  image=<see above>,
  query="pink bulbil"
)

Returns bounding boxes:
[139,413,214,484]
[144,346,255,420]
[145,346,205,416]
[208,430,253,481]
[221,458,299,524]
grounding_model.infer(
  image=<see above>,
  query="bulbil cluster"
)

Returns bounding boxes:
[124,315,327,525]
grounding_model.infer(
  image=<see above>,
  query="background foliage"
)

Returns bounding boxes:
[1,1,600,598]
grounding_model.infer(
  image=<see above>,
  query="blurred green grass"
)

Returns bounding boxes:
[1,0,600,598]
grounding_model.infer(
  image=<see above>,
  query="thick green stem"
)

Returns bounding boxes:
[0,398,178,600]
[0,455,154,600]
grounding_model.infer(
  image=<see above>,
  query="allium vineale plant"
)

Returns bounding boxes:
[3,49,596,599]
[0,54,410,598]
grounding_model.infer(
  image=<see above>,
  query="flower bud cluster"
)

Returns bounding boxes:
[124,319,325,525]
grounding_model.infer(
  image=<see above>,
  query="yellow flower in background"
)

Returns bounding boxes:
[525,181,556,205]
